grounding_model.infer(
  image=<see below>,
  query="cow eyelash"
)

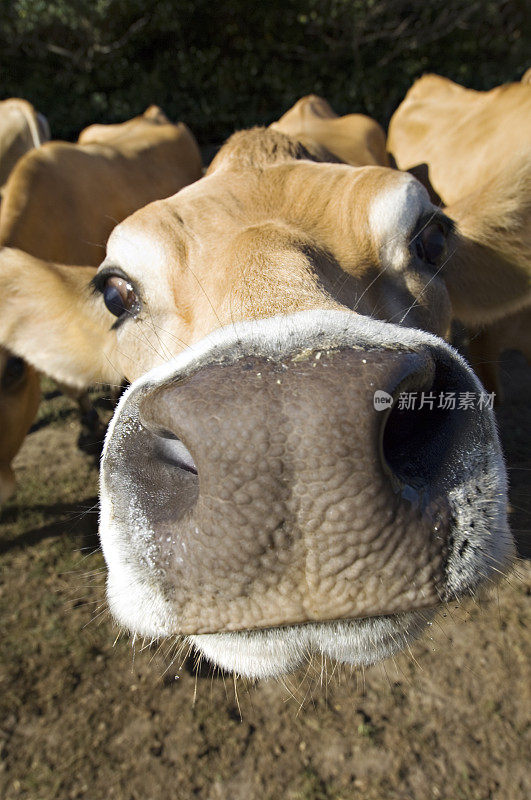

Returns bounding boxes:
[91,266,142,328]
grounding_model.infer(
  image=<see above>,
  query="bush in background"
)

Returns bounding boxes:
[1,0,529,144]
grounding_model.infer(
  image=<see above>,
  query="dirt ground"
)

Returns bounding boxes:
[0,353,529,800]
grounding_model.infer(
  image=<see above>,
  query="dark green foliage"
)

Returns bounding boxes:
[1,0,529,145]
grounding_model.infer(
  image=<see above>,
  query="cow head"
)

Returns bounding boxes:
[0,126,513,675]
[92,128,512,676]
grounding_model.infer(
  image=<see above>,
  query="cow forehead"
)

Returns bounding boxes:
[106,162,430,277]
[107,202,182,268]
[107,169,247,253]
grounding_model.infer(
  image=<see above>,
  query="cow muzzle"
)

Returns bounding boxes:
[99,310,513,677]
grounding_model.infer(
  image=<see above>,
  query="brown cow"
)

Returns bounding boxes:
[388,74,531,396]
[0,107,513,675]
[77,104,173,145]
[0,105,202,264]
[0,98,49,502]
[0,106,202,504]
[0,98,50,199]
[271,94,389,167]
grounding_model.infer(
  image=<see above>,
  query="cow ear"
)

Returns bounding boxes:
[443,160,531,326]
[0,248,121,388]
[142,105,171,124]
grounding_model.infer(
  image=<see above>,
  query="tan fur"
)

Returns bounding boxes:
[207,125,335,174]
[0,98,49,197]
[444,159,531,323]
[272,94,389,167]
[0,111,202,264]
[0,107,202,499]
[0,251,118,388]
[388,74,531,392]
[388,74,531,204]
[77,105,172,145]
[0,98,49,502]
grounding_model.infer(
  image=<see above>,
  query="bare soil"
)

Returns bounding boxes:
[0,356,529,800]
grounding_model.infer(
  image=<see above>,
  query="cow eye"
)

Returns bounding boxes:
[102,276,139,318]
[2,356,26,390]
[414,222,448,266]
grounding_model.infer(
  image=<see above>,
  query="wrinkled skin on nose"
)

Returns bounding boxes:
[102,331,496,635]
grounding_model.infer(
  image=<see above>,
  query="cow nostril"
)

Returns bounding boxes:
[381,356,471,490]
[152,428,198,474]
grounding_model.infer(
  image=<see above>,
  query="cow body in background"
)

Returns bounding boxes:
[77,104,173,145]
[0,106,202,504]
[0,97,49,502]
[0,98,50,199]
[0,106,202,265]
[271,94,389,167]
[388,74,531,396]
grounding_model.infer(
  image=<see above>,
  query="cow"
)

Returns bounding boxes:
[0,105,202,264]
[0,104,514,678]
[0,106,202,504]
[77,104,173,145]
[0,98,49,503]
[0,98,50,200]
[387,74,531,397]
[271,94,389,167]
